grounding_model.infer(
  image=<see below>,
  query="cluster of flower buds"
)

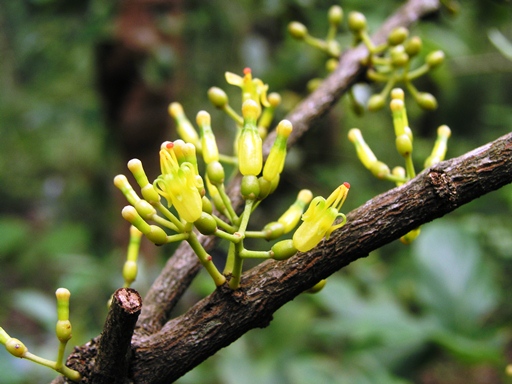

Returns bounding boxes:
[0,289,81,382]
[288,6,444,113]
[348,88,451,243]
[348,12,445,111]
[115,68,350,290]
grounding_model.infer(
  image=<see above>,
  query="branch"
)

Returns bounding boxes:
[131,132,512,383]
[136,0,441,334]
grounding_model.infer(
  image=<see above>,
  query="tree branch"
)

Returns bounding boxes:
[136,0,441,335]
[131,132,512,383]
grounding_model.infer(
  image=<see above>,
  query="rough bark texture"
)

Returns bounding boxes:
[130,132,512,383]
[91,288,142,384]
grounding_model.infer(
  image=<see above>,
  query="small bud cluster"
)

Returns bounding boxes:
[115,68,351,290]
[288,6,445,113]
[348,88,451,243]
[0,289,81,382]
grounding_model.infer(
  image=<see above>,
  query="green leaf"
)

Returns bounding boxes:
[412,221,498,332]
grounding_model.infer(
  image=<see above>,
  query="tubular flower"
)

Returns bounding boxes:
[225,67,269,117]
[154,141,203,223]
[293,183,350,252]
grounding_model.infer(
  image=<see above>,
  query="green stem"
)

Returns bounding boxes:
[154,203,185,232]
[404,154,416,180]
[216,183,239,224]
[223,242,236,276]
[187,232,226,286]
[24,351,82,382]
[229,199,254,290]
[152,214,180,232]
[239,249,272,259]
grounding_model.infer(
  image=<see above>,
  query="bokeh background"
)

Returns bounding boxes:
[1,0,512,383]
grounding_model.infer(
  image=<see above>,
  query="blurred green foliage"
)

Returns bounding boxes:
[0,0,512,383]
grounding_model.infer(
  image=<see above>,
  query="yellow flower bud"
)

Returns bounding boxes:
[396,134,413,157]
[123,260,138,285]
[424,125,451,168]
[169,102,200,146]
[388,27,409,46]
[277,189,313,233]
[114,175,141,206]
[328,5,343,27]
[207,86,229,109]
[306,279,327,293]
[197,110,219,164]
[238,100,263,176]
[56,320,72,343]
[262,120,292,182]
[348,11,367,33]
[348,128,377,169]
[288,21,308,40]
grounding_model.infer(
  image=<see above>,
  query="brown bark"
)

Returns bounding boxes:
[130,132,512,383]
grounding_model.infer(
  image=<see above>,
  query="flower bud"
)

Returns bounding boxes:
[348,128,378,169]
[370,161,391,179]
[388,27,409,46]
[272,239,298,260]
[328,5,343,26]
[424,125,451,168]
[55,288,71,321]
[405,36,422,57]
[168,102,200,146]
[238,100,263,176]
[277,189,313,233]
[396,134,413,157]
[207,87,229,109]
[5,338,27,358]
[367,94,386,111]
[306,279,327,293]
[194,212,218,235]
[348,12,367,33]
[390,45,409,67]
[288,22,308,40]
[114,175,141,206]
[56,320,72,343]
[326,58,338,72]
[426,50,445,68]
[241,175,260,200]
[262,221,285,240]
[263,120,292,183]
[146,225,168,245]
[400,227,421,244]
[141,184,160,204]
[416,92,438,110]
[128,159,150,188]
[206,161,225,185]
[197,110,219,164]
[123,260,138,285]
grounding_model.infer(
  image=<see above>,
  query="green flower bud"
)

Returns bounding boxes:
[367,94,386,111]
[55,288,71,321]
[416,92,438,110]
[348,128,377,169]
[241,175,260,200]
[202,195,213,214]
[272,239,298,260]
[390,45,409,67]
[288,21,308,40]
[146,225,168,245]
[326,40,341,57]
[424,125,451,168]
[134,199,156,220]
[5,338,27,358]
[168,102,200,146]
[388,27,409,46]
[396,134,413,157]
[114,175,141,206]
[400,227,421,244]
[326,58,338,72]
[207,161,225,185]
[370,161,391,179]
[306,279,327,293]
[197,110,219,164]
[128,159,150,188]
[123,260,138,285]
[328,5,343,26]
[258,176,273,200]
[426,50,445,68]
[238,100,263,176]
[141,184,160,204]
[207,86,229,109]
[262,221,285,240]
[348,11,367,33]
[56,320,72,343]
[194,212,218,235]
[404,36,422,57]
